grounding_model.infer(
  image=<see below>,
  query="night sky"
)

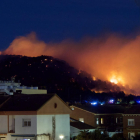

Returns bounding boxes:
[0,0,140,50]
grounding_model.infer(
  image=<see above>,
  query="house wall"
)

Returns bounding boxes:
[70,106,95,127]
[123,115,140,140]
[70,126,94,138]
[15,115,37,134]
[37,114,70,140]
[37,96,72,115]
[0,115,8,133]
[95,114,123,130]
[55,115,70,140]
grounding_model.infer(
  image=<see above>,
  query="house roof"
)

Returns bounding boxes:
[71,104,126,114]
[0,94,54,111]
[70,122,95,130]
[123,105,140,114]
[0,95,10,105]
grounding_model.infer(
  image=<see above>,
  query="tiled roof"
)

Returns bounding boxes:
[70,122,95,130]
[0,94,54,111]
[0,95,10,105]
[72,104,126,114]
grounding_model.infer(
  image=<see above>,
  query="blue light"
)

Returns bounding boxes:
[91,102,97,105]
[99,102,105,105]
[109,99,114,104]
[137,101,140,104]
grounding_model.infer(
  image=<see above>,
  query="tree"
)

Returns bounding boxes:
[76,130,91,140]
[76,129,109,140]
[133,134,140,140]
[111,133,126,140]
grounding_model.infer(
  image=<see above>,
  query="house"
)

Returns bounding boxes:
[70,118,95,138]
[70,104,125,137]
[123,105,140,140]
[0,94,72,140]
[0,78,47,95]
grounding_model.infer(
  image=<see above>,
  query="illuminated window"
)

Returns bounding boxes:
[96,118,99,125]
[79,118,84,123]
[128,119,135,126]
[101,118,104,124]
[23,119,31,127]
[116,117,118,123]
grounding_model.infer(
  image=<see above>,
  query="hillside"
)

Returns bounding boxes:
[0,55,124,101]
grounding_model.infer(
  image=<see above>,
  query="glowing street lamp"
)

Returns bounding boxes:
[59,135,64,140]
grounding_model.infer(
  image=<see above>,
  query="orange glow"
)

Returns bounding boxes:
[109,73,124,85]
[2,32,140,94]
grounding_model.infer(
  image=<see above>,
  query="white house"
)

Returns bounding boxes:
[0,94,72,140]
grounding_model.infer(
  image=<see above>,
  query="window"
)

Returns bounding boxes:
[101,118,104,124]
[116,117,118,123]
[96,118,99,125]
[79,118,84,123]
[128,132,135,140]
[23,119,31,127]
[120,117,123,123]
[128,119,135,126]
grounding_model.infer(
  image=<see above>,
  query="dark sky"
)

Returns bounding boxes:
[0,0,139,50]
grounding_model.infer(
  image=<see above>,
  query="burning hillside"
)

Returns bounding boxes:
[2,32,140,94]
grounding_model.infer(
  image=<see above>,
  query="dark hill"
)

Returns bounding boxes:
[0,55,123,101]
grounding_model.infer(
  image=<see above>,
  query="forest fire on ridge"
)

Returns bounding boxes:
[2,32,140,94]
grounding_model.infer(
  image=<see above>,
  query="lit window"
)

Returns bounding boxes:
[79,118,84,123]
[101,118,104,124]
[128,119,135,126]
[116,117,118,123]
[23,119,31,127]
[96,118,99,125]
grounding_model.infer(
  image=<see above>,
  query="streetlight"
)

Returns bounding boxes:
[59,135,64,140]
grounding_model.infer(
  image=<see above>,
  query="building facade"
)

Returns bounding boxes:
[123,105,140,140]
[70,104,125,137]
[0,94,72,140]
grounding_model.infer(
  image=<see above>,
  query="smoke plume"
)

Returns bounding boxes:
[3,32,140,94]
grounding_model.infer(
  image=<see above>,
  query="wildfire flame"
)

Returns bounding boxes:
[109,73,124,85]
[2,32,140,94]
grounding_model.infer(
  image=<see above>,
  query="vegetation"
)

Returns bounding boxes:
[0,55,139,103]
[76,130,126,140]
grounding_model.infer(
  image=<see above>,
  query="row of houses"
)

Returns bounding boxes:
[70,104,140,140]
[0,80,138,140]
[0,92,139,140]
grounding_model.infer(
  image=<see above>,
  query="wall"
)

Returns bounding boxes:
[70,106,95,127]
[37,96,72,115]
[55,115,70,140]
[70,126,94,138]
[95,114,123,129]
[16,88,47,94]
[123,115,140,140]
[0,115,8,133]
[15,115,37,134]
[37,114,70,140]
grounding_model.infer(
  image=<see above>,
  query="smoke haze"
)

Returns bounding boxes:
[3,32,140,94]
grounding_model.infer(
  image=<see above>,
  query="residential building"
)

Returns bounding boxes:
[0,94,72,140]
[70,104,125,137]
[0,78,47,95]
[123,105,140,140]
[70,118,95,138]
